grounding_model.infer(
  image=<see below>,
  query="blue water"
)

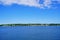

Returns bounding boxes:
[0,26,60,40]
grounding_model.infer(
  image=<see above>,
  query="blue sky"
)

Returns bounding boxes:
[0,0,60,24]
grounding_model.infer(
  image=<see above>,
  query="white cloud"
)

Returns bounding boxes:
[0,0,60,8]
[0,0,41,8]
[43,0,52,8]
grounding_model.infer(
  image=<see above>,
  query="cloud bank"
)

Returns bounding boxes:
[0,0,60,8]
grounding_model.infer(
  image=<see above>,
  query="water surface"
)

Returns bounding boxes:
[0,26,60,40]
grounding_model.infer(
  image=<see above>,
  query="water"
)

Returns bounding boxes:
[0,26,60,40]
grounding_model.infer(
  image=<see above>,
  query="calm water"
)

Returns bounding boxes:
[0,26,60,40]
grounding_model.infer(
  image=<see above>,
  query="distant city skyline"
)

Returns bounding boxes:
[0,0,60,24]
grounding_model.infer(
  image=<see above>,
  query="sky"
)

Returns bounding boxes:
[0,0,60,24]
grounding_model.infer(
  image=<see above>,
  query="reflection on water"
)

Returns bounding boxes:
[0,26,60,40]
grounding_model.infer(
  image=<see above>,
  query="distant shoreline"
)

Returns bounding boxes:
[0,24,60,26]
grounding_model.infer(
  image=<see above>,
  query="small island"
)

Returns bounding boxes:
[0,23,60,26]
